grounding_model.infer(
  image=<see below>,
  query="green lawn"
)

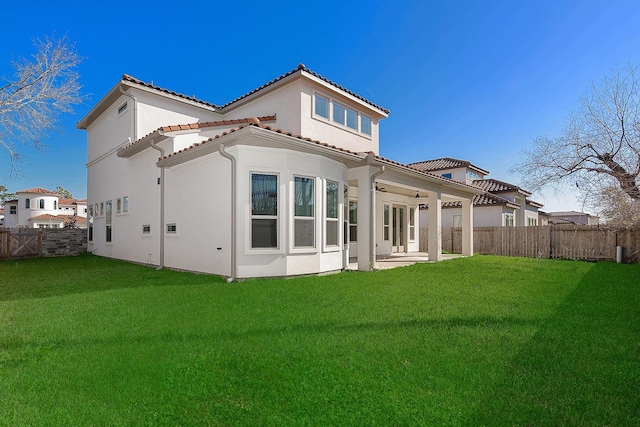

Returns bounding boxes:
[1,254,638,426]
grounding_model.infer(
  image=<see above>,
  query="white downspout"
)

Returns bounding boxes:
[370,165,385,270]
[218,143,236,283]
[118,86,137,141]
[149,138,165,270]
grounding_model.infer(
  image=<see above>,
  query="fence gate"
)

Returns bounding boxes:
[0,230,42,259]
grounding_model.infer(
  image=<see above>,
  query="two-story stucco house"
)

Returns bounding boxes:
[2,188,87,229]
[77,65,482,279]
[409,158,543,227]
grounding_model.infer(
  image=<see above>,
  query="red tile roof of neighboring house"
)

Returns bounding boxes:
[28,214,87,225]
[17,187,56,195]
[441,192,519,209]
[472,178,531,196]
[409,158,490,175]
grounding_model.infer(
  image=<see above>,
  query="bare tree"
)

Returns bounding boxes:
[512,64,640,208]
[0,35,83,176]
[588,185,640,228]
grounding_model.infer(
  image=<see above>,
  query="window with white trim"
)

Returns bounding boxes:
[251,173,278,249]
[116,198,122,214]
[25,199,30,209]
[409,207,416,241]
[325,180,339,247]
[505,213,514,227]
[294,176,315,248]
[123,196,129,213]
[39,199,44,209]
[142,225,151,234]
[88,205,93,242]
[383,204,390,241]
[166,223,177,233]
[528,217,538,226]
[313,93,373,137]
[105,200,112,242]
[9,205,16,214]
[315,94,329,119]
[349,201,357,242]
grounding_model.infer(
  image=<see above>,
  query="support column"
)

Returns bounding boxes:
[461,197,474,256]
[350,166,373,271]
[427,191,442,261]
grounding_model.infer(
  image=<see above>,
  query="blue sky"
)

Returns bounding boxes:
[2,0,640,211]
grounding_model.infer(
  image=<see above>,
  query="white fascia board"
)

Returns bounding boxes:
[369,157,484,198]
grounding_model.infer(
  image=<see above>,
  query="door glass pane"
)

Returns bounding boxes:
[399,208,404,246]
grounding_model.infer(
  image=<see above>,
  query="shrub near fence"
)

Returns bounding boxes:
[420,225,640,263]
[0,228,87,259]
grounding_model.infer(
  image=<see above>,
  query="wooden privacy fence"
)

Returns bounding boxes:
[0,228,87,260]
[420,225,640,263]
[0,229,42,259]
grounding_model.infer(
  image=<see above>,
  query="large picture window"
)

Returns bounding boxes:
[294,176,315,248]
[326,180,339,247]
[251,173,278,248]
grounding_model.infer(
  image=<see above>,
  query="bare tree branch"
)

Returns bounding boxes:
[511,63,640,207]
[0,34,83,177]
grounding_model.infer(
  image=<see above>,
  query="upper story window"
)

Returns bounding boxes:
[314,93,372,137]
[123,196,129,213]
[54,201,57,210]
[315,94,329,119]
[505,213,514,227]
[25,199,30,209]
[39,199,45,209]
[442,173,452,179]
[467,171,480,181]
[9,206,16,214]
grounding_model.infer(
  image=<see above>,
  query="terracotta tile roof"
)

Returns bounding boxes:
[122,74,221,109]
[472,178,531,196]
[124,65,389,115]
[119,116,277,154]
[160,122,364,162]
[158,115,276,133]
[219,64,390,114]
[441,192,518,208]
[59,198,78,205]
[158,123,482,193]
[409,157,490,176]
[17,187,56,195]
[28,214,87,225]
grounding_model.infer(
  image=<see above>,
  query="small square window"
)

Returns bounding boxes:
[142,225,151,234]
[167,223,177,233]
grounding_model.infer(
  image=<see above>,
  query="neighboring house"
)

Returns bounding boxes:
[408,157,543,227]
[0,208,4,227]
[547,211,599,225]
[2,188,87,229]
[77,64,483,279]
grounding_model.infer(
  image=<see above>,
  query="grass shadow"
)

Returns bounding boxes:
[0,254,225,302]
[465,261,640,425]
